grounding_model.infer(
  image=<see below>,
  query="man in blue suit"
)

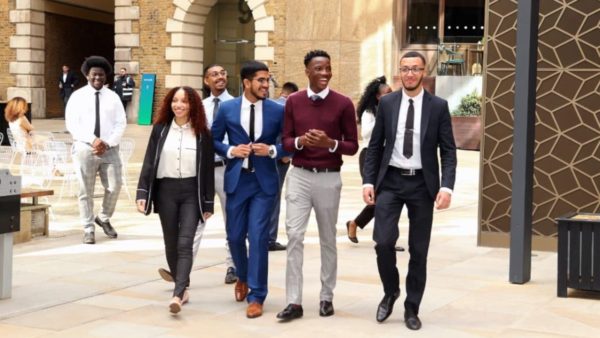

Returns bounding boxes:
[212,60,288,319]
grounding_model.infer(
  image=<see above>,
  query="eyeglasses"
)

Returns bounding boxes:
[207,70,227,78]
[400,67,425,74]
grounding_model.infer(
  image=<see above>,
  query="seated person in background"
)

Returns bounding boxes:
[4,96,46,152]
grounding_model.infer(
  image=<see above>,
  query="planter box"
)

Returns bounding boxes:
[451,116,481,150]
[556,212,600,297]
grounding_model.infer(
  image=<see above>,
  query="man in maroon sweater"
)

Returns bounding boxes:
[276,50,359,321]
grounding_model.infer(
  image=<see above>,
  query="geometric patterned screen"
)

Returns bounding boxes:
[480,0,600,249]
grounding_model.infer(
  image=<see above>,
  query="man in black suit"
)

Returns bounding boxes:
[362,51,457,330]
[59,64,79,113]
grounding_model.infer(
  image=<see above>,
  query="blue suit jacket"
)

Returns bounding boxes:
[211,96,289,195]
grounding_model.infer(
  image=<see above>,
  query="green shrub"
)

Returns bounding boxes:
[451,90,482,116]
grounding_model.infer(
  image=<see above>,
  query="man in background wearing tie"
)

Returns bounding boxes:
[66,56,126,244]
[211,60,288,318]
[362,51,457,330]
[277,50,358,321]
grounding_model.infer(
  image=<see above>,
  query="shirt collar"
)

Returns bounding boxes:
[307,86,330,100]
[171,120,191,131]
[402,87,424,102]
[210,90,232,101]
[241,94,263,110]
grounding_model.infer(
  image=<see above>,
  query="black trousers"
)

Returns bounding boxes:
[373,167,434,314]
[156,177,200,298]
[353,148,375,228]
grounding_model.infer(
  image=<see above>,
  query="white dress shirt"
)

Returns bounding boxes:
[390,89,424,170]
[294,86,338,152]
[203,90,233,162]
[226,95,277,167]
[156,122,197,179]
[65,84,126,147]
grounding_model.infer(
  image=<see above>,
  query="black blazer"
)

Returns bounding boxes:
[136,121,215,221]
[59,71,79,97]
[363,90,457,199]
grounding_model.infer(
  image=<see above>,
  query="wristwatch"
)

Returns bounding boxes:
[268,146,275,158]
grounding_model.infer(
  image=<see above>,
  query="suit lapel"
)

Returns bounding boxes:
[420,90,431,144]
[389,91,402,143]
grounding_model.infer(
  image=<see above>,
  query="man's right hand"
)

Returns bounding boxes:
[92,138,107,155]
[231,143,253,158]
[363,186,376,205]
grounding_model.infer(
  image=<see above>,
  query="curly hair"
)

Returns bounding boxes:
[356,76,390,123]
[153,86,208,136]
[4,96,28,123]
[304,50,330,67]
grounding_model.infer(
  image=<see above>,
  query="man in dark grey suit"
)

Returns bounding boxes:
[362,51,457,330]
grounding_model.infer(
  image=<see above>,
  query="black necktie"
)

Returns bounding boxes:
[403,98,414,159]
[310,94,322,102]
[248,104,255,171]
[94,91,100,138]
[212,97,220,121]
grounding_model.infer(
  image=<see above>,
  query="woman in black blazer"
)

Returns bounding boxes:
[136,86,215,314]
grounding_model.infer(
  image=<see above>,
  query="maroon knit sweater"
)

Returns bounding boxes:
[282,89,359,168]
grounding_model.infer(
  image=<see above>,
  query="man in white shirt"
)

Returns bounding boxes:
[66,56,126,244]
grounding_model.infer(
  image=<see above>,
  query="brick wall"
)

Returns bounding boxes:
[134,0,173,115]
[0,0,16,101]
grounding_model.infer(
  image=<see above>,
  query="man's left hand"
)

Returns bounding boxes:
[251,143,270,156]
[305,129,335,148]
[435,191,452,210]
[203,212,213,221]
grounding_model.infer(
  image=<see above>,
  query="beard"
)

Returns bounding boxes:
[401,76,423,91]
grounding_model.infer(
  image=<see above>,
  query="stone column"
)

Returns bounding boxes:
[115,0,140,123]
[8,0,46,118]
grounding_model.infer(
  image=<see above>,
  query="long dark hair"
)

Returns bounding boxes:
[356,76,389,123]
[153,86,208,136]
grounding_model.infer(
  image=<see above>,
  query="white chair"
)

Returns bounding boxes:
[118,137,135,201]
[0,146,13,170]
[43,140,77,202]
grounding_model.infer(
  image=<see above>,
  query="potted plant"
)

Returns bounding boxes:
[451,90,482,150]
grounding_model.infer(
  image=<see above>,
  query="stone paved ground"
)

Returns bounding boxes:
[1,119,599,338]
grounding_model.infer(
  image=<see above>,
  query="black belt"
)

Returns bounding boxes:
[389,166,422,176]
[294,165,341,173]
[215,159,226,167]
[241,167,255,173]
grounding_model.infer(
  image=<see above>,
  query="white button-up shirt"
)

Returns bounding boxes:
[65,84,126,147]
[390,89,424,170]
[156,122,197,179]
[203,90,233,162]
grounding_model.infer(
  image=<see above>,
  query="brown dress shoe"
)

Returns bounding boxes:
[235,280,248,302]
[246,302,263,318]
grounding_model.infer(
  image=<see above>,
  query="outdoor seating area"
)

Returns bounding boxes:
[1,124,136,243]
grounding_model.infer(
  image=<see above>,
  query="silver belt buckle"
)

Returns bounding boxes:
[402,169,416,176]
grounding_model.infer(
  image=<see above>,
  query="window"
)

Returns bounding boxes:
[405,0,484,45]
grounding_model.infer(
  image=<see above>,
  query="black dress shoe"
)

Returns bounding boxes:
[319,300,334,316]
[94,216,118,238]
[83,232,95,244]
[376,291,400,322]
[268,242,287,251]
[404,311,422,330]
[276,304,303,321]
[346,221,358,243]
[224,267,238,284]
